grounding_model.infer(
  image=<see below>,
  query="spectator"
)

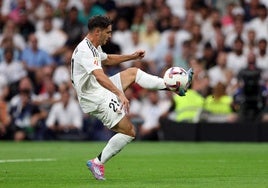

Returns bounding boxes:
[163,87,205,123]
[160,15,191,50]
[131,4,145,32]
[158,52,175,77]
[189,58,210,97]
[200,42,217,69]
[0,0,7,33]
[113,0,141,7]
[208,51,233,89]
[174,40,194,70]
[21,33,54,81]
[16,8,36,41]
[0,35,21,62]
[52,48,72,87]
[35,1,63,31]
[141,0,159,21]
[32,65,54,95]
[45,83,83,140]
[0,48,27,98]
[226,37,247,76]
[155,3,172,32]
[182,9,197,33]
[225,18,247,49]
[7,0,27,24]
[244,29,257,54]
[0,75,11,139]
[221,2,236,29]
[62,6,85,49]
[100,40,123,76]
[95,0,117,21]
[54,0,69,21]
[202,82,237,123]
[229,5,245,29]
[124,86,143,137]
[138,90,167,140]
[35,16,67,62]
[7,0,36,41]
[9,76,37,111]
[201,8,221,42]
[139,18,161,52]
[241,0,260,22]
[121,29,152,69]
[27,0,49,25]
[166,0,185,18]
[78,0,106,26]
[235,52,265,122]
[248,4,268,41]
[111,17,132,51]
[0,19,26,51]
[256,38,268,72]
[189,23,207,58]
[33,78,61,113]
[151,31,181,73]
[9,86,46,141]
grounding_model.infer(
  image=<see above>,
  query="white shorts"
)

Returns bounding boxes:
[88,73,125,129]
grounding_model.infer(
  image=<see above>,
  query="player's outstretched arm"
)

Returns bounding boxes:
[102,50,145,66]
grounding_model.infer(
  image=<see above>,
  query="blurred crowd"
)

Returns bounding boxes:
[0,0,268,141]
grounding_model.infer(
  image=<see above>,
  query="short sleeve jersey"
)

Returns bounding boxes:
[71,38,108,113]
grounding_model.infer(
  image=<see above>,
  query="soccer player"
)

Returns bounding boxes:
[71,15,193,180]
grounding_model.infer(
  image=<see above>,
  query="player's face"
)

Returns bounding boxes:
[100,25,112,45]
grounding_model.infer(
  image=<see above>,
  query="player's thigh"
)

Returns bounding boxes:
[90,92,124,129]
[119,67,138,91]
[112,116,136,137]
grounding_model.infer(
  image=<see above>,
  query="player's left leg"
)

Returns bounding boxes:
[120,67,193,96]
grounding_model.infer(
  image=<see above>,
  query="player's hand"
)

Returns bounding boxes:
[117,92,130,114]
[133,50,145,60]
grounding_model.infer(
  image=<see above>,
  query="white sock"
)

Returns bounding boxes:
[97,133,134,164]
[135,69,166,90]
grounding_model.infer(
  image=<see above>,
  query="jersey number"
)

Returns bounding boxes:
[109,99,120,112]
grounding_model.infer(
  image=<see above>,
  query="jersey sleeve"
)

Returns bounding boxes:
[80,50,102,74]
[97,46,108,61]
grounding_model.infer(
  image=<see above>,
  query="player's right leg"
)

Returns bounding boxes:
[87,116,135,180]
[86,82,136,180]
[111,115,136,137]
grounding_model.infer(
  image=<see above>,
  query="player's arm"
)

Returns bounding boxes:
[92,69,129,113]
[102,50,145,66]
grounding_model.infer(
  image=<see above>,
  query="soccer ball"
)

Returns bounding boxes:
[163,67,189,91]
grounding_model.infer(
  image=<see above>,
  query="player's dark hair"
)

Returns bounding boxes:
[87,15,112,31]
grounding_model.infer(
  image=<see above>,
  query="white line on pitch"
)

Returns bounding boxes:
[0,158,57,163]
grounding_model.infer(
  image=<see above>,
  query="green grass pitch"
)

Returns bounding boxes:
[0,141,268,188]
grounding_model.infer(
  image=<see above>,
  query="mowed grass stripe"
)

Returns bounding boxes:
[0,142,268,188]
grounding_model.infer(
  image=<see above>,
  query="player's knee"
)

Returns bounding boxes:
[130,127,136,138]
[127,67,138,78]
[126,125,136,138]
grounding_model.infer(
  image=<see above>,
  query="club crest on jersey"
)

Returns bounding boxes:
[94,57,99,66]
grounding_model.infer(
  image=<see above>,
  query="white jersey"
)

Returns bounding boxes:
[71,38,108,113]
